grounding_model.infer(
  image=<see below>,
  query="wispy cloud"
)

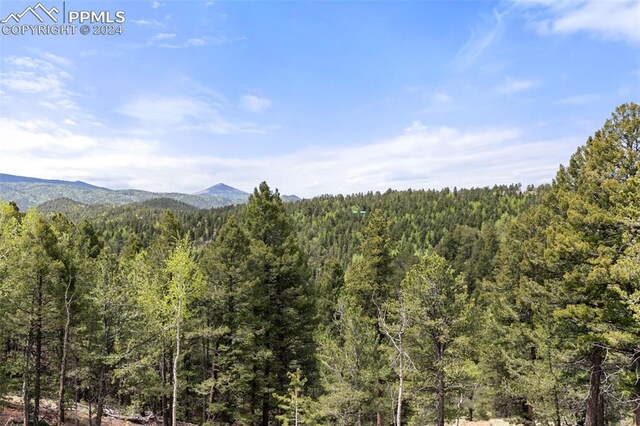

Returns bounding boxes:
[0,54,77,110]
[555,94,599,105]
[0,51,578,196]
[131,18,166,28]
[118,94,268,135]
[404,120,427,133]
[151,32,176,41]
[421,90,455,114]
[514,0,640,44]
[0,114,581,196]
[157,35,229,49]
[495,78,540,95]
[120,33,229,51]
[36,52,72,67]
[454,8,507,69]
[240,95,272,113]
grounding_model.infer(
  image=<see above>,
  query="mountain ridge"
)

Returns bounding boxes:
[0,173,106,190]
[0,173,300,211]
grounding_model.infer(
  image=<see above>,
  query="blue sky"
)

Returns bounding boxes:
[0,0,638,196]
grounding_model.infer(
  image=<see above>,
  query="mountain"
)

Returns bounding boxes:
[195,183,250,203]
[194,183,301,203]
[282,194,301,202]
[36,197,88,216]
[0,173,105,189]
[0,174,301,211]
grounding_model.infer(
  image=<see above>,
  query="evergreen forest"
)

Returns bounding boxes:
[0,103,638,426]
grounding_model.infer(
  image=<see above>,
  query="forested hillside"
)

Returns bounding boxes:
[0,103,638,426]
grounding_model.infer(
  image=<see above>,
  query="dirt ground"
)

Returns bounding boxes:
[0,395,162,426]
[2,397,520,426]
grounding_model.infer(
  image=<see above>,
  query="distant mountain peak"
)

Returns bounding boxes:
[194,183,249,200]
[210,183,236,190]
[0,173,299,210]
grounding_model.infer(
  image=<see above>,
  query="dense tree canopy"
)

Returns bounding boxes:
[0,103,637,426]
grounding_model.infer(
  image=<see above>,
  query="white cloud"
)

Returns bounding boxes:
[131,18,165,28]
[421,90,455,114]
[119,95,213,126]
[151,32,176,40]
[555,94,598,105]
[157,35,229,49]
[496,78,539,95]
[0,50,581,198]
[186,38,206,46]
[119,94,268,134]
[404,120,427,133]
[433,91,453,104]
[454,8,507,69]
[0,54,77,109]
[37,52,72,67]
[152,1,163,9]
[0,118,98,154]
[240,95,272,113]
[514,0,640,44]
[0,115,581,197]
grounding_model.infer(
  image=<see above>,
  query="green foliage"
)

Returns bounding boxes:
[484,102,640,425]
[401,252,474,425]
[274,369,314,425]
[0,103,637,426]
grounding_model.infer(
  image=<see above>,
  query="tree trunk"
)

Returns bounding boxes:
[261,360,270,426]
[94,367,106,426]
[376,379,384,426]
[74,357,80,426]
[455,392,463,426]
[172,297,182,426]
[633,383,640,426]
[436,343,445,426]
[22,327,32,426]
[262,395,270,426]
[294,387,299,426]
[521,399,534,425]
[95,273,112,426]
[57,281,72,426]
[553,386,562,426]
[585,345,605,426]
[375,318,384,426]
[208,358,215,410]
[95,311,114,426]
[202,336,208,422]
[396,354,403,426]
[632,350,640,426]
[162,346,170,426]
[34,276,43,426]
[392,308,408,426]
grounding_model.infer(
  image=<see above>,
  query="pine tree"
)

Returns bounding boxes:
[0,202,21,402]
[275,369,314,425]
[489,103,640,426]
[338,210,396,424]
[198,217,253,422]
[244,182,316,425]
[402,252,472,426]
